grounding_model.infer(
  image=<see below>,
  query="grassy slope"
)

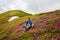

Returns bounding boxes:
[0,10,32,24]
[0,10,33,39]
[0,15,37,39]
[0,10,60,40]
[0,10,32,39]
[13,10,60,40]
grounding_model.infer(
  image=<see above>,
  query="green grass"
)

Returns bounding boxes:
[0,14,37,39]
[0,10,60,40]
[0,10,32,24]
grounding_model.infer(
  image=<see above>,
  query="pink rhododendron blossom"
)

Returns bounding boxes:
[55,25,60,29]
[55,36,60,40]
[36,37,42,40]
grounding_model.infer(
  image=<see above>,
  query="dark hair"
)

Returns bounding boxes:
[28,18,31,21]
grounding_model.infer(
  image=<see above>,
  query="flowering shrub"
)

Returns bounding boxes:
[13,12,60,40]
[55,36,60,40]
[55,19,60,29]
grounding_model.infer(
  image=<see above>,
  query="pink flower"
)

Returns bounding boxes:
[55,20,60,29]
[55,25,60,29]
[15,33,19,38]
[36,37,42,40]
[55,36,60,40]
[16,33,19,36]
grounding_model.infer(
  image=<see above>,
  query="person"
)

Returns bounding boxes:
[23,18,33,31]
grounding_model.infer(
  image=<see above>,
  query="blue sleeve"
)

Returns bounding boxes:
[26,21,28,25]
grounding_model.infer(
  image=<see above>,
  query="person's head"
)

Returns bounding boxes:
[28,18,31,21]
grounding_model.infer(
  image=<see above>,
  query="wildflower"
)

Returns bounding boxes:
[36,37,42,40]
[55,25,60,29]
[55,19,60,29]
[55,36,60,40]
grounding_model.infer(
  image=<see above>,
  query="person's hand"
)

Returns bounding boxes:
[32,24,34,28]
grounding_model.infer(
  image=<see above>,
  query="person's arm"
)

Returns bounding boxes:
[32,21,34,28]
[32,24,34,28]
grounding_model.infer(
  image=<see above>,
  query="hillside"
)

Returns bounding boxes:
[0,10,32,24]
[0,10,60,40]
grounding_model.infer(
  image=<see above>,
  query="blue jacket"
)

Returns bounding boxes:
[26,20,32,26]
